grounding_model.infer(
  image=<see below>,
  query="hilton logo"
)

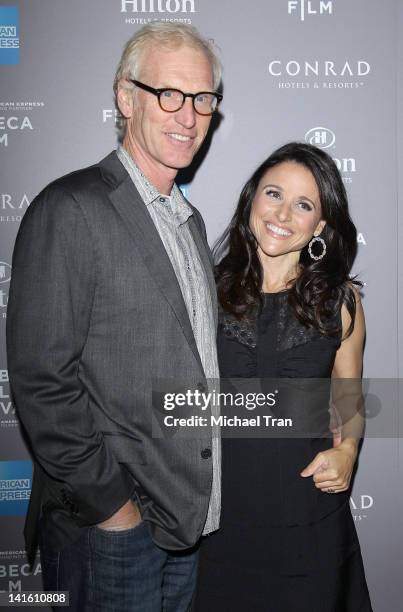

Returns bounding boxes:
[304,127,356,180]
[305,127,335,149]
[288,0,333,21]
[0,262,11,284]
[121,0,195,12]
[0,262,11,321]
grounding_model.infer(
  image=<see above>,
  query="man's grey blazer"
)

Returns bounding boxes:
[6,151,217,562]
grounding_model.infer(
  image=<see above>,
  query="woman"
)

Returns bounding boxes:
[194,142,372,611]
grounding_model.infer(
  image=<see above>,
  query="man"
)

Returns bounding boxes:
[7,23,222,611]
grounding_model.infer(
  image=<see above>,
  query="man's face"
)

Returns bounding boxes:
[119,44,214,180]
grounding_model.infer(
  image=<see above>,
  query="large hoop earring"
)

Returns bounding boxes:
[308,236,326,261]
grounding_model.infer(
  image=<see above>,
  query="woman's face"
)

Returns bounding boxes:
[249,161,326,260]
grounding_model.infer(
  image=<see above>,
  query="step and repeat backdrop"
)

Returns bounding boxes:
[0,1,402,610]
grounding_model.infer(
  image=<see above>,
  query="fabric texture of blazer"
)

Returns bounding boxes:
[6,151,217,563]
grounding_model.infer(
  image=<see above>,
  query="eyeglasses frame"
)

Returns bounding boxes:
[129,79,222,116]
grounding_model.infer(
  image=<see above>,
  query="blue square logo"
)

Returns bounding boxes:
[0,460,32,516]
[0,6,20,65]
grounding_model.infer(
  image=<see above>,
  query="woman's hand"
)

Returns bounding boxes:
[300,439,358,493]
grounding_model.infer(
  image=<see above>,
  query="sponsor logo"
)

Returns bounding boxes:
[268,59,371,90]
[0,102,44,111]
[0,370,17,429]
[102,109,119,125]
[269,60,370,78]
[288,0,333,21]
[0,287,8,317]
[0,6,19,65]
[121,0,195,25]
[121,0,195,12]
[350,494,374,521]
[0,461,32,516]
[102,109,121,137]
[0,262,11,283]
[357,233,366,246]
[0,262,10,322]
[0,193,30,223]
[0,102,44,148]
[304,127,356,183]
[0,551,41,592]
[0,116,33,148]
[305,126,335,149]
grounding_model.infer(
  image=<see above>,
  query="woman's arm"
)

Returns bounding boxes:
[300,289,366,493]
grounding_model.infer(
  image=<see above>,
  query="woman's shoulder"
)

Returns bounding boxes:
[339,282,364,341]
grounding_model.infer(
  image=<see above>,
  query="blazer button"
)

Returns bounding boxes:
[197,383,206,393]
[201,448,212,459]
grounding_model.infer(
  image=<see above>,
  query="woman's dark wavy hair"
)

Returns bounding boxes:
[215,141,361,338]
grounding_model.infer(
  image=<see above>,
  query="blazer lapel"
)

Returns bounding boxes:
[104,163,203,371]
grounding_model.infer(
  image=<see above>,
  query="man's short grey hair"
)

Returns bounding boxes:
[113,22,222,139]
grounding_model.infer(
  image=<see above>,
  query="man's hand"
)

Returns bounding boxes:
[97,499,141,531]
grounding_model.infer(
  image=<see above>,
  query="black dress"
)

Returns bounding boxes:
[194,292,372,612]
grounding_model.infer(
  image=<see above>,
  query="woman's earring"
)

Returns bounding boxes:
[308,236,326,261]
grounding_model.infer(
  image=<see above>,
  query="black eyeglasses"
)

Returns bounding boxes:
[130,79,222,116]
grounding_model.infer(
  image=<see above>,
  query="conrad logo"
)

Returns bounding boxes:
[350,494,373,521]
[269,60,370,77]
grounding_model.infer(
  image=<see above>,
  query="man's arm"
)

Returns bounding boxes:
[7,184,134,527]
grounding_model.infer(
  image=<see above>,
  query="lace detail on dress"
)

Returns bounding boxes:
[219,295,341,354]
[261,293,340,353]
[276,299,321,351]
[220,314,257,348]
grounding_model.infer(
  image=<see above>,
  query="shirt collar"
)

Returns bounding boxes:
[116,146,193,224]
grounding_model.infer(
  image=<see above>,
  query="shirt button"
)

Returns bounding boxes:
[159,197,166,203]
[201,448,212,459]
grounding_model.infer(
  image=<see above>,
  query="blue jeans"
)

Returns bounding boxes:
[39,519,198,612]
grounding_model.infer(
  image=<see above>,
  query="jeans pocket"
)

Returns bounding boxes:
[89,520,149,564]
